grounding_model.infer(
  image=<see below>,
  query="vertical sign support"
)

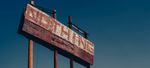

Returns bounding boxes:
[84,32,90,68]
[70,58,74,68]
[28,40,33,68]
[84,32,88,39]
[54,49,58,68]
[30,0,34,5]
[53,10,58,68]
[28,1,34,68]
[68,16,72,29]
[87,65,90,68]
[68,16,74,68]
[68,16,90,68]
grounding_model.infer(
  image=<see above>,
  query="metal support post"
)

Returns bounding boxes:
[68,16,74,68]
[87,65,90,68]
[28,40,33,68]
[28,1,34,68]
[70,58,74,68]
[29,0,34,5]
[53,9,58,68]
[54,48,58,68]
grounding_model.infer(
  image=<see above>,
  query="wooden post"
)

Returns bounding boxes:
[68,16,74,68]
[53,9,58,68]
[28,40,33,68]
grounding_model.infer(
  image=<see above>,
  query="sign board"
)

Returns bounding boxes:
[21,4,94,64]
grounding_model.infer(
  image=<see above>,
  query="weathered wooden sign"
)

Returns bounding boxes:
[21,4,94,64]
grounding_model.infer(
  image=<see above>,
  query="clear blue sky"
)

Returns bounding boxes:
[0,0,150,68]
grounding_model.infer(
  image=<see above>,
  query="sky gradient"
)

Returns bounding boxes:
[0,0,150,68]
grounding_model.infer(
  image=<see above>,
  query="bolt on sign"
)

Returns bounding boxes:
[21,4,94,64]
